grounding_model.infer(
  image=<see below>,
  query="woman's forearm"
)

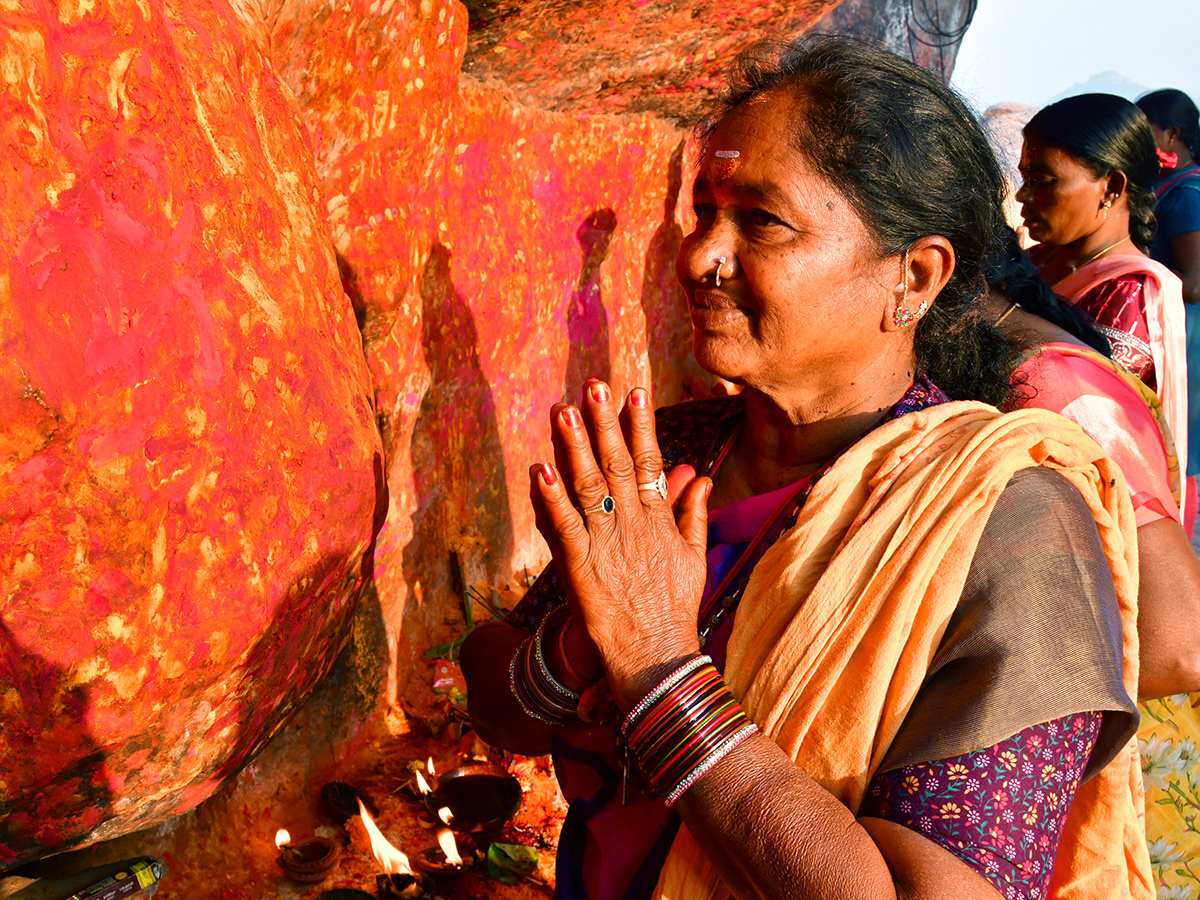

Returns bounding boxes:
[673,733,1002,900]
[1136,517,1200,698]
[459,621,562,755]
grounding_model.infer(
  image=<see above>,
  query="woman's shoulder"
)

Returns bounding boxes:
[880,467,1138,777]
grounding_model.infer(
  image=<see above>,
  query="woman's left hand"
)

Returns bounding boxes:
[531,380,711,711]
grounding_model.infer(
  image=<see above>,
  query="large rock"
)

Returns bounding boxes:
[0,0,382,867]
[261,0,713,717]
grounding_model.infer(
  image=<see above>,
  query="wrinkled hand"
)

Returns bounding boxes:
[530,381,710,710]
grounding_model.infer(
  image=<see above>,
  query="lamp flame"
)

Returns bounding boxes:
[437,806,453,825]
[358,798,413,874]
[414,769,432,794]
[274,828,291,849]
[427,757,437,777]
[436,828,463,866]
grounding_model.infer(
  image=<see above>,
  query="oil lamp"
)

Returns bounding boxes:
[275,828,339,883]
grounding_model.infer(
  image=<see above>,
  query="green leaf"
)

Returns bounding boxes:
[486,843,539,884]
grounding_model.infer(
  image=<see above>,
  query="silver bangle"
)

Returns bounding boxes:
[663,723,759,806]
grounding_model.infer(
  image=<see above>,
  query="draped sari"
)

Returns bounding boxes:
[653,402,1150,900]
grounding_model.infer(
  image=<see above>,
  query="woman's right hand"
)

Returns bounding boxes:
[528,382,712,711]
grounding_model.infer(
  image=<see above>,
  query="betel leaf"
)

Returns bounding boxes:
[486,842,539,884]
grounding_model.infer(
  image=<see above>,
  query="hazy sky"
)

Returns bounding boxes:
[950,0,1200,114]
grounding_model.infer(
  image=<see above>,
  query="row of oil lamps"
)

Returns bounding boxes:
[275,760,523,896]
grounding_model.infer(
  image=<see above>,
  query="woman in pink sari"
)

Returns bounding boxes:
[987,226,1200,699]
[1018,93,1190,521]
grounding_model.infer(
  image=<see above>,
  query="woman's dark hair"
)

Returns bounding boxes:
[1137,88,1200,160]
[1024,93,1159,253]
[707,36,1017,406]
[985,225,1112,357]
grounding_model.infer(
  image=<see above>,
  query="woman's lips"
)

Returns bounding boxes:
[689,290,747,328]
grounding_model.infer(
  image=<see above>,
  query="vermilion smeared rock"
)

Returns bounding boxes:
[0,0,382,866]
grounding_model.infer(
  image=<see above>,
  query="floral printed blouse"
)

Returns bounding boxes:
[862,712,1103,899]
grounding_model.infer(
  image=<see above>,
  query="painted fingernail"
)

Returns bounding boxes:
[540,463,558,486]
[704,480,713,500]
[590,382,610,403]
[630,388,648,409]
[562,406,581,427]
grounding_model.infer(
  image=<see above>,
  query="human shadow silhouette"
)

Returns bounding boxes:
[0,619,113,869]
[404,244,513,635]
[563,209,617,402]
[638,143,694,405]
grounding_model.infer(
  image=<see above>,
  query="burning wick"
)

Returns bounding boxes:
[436,829,463,867]
[274,827,338,883]
[413,769,432,795]
[358,798,413,875]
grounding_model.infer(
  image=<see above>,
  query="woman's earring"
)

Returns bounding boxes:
[714,256,727,287]
[892,249,924,327]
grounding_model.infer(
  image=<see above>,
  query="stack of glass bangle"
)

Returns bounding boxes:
[621,655,759,806]
[510,606,581,726]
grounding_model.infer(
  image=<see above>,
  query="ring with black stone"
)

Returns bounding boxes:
[582,495,616,516]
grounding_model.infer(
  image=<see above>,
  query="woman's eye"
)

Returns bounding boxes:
[741,209,783,228]
[692,203,717,223]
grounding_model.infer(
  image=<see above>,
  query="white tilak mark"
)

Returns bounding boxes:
[714,150,740,158]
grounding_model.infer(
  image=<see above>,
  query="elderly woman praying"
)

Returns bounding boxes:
[462,37,1149,900]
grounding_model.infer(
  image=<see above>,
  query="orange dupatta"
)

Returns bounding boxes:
[652,402,1151,900]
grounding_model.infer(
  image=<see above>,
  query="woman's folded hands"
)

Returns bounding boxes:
[529,379,711,712]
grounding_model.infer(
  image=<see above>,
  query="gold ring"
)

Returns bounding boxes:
[582,495,615,516]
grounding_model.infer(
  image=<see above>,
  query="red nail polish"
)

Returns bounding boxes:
[563,407,581,427]
[590,382,610,403]
[630,388,648,409]
[541,464,558,486]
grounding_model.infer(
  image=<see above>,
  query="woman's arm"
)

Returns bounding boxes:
[460,622,559,756]
[1170,231,1200,303]
[670,729,1003,900]
[530,381,1005,900]
[1136,516,1200,698]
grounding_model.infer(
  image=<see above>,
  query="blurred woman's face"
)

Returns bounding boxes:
[675,90,898,399]
[1145,121,1175,157]
[1016,135,1112,246]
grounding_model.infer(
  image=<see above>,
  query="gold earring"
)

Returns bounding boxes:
[892,249,925,328]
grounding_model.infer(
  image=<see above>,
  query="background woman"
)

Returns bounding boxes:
[988,225,1200,698]
[1017,94,1190,526]
[987,226,1200,899]
[1137,89,1200,489]
[464,39,1147,900]
[1139,89,1200,303]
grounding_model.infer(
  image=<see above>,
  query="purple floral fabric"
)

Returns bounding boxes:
[861,711,1103,900]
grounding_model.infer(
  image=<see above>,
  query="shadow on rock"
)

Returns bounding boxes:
[403,243,514,677]
[563,208,617,402]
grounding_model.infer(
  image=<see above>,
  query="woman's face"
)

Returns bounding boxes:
[1146,121,1174,155]
[1016,135,1111,246]
[675,91,898,398]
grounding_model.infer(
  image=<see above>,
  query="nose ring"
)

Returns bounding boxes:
[714,256,727,287]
